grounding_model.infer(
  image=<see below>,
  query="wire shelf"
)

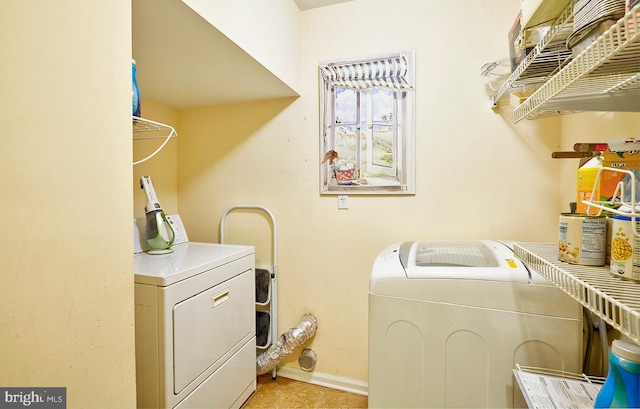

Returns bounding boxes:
[133,116,176,140]
[490,0,578,107]
[514,242,640,344]
[516,365,606,385]
[132,116,177,166]
[513,3,640,121]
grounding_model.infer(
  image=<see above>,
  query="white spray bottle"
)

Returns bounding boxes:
[140,175,175,254]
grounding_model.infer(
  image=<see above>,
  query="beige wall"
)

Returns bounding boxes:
[131,0,640,387]
[1,1,136,407]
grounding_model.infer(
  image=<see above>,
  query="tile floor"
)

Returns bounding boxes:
[242,375,368,409]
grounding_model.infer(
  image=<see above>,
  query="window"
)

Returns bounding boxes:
[319,50,415,194]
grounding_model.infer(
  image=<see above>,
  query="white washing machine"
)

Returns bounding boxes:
[134,240,256,409]
[368,240,583,409]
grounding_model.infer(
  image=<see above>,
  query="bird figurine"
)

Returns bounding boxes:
[321,150,338,165]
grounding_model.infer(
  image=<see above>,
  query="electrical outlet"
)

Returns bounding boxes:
[166,214,189,245]
[338,195,349,209]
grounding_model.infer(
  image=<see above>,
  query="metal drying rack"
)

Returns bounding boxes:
[220,204,278,379]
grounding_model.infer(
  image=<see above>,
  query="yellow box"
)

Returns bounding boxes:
[509,91,533,107]
[603,150,640,169]
[602,150,640,205]
[577,157,625,214]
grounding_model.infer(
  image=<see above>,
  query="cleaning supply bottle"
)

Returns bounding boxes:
[594,339,640,408]
[132,58,141,117]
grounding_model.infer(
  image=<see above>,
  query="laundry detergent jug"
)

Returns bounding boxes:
[594,339,640,408]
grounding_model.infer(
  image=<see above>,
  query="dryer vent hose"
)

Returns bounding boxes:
[256,313,318,375]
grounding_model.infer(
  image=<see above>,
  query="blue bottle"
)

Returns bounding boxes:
[132,58,141,117]
[594,340,640,408]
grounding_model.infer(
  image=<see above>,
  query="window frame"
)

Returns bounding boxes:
[319,50,416,195]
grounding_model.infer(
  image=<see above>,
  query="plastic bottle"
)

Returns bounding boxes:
[594,339,640,408]
[132,58,141,117]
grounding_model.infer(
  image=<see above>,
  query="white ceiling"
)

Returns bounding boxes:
[294,0,353,10]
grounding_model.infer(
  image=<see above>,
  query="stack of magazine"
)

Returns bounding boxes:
[514,365,606,409]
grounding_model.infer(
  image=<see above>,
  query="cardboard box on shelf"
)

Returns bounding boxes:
[579,150,640,211]
[570,19,619,56]
[603,150,640,168]
[509,13,532,71]
[521,0,572,29]
[509,91,533,107]
[577,157,626,214]
[627,0,640,30]
[522,25,550,47]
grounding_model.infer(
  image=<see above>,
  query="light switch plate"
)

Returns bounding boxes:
[338,195,349,209]
[166,214,189,245]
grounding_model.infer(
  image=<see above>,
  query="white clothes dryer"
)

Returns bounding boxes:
[368,240,583,408]
[134,241,256,409]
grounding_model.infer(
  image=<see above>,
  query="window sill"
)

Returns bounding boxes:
[322,177,413,194]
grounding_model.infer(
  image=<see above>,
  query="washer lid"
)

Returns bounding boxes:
[400,240,530,282]
[401,240,499,268]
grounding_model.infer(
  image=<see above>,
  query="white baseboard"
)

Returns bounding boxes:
[274,366,369,396]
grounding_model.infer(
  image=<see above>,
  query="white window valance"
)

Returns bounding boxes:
[319,55,415,91]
